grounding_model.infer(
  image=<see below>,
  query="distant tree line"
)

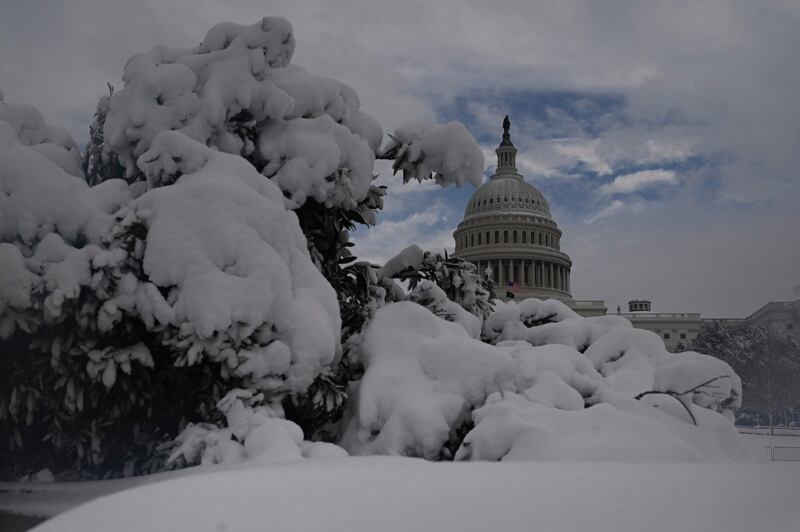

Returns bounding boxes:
[685,323,800,431]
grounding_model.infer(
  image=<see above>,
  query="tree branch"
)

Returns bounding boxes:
[634,375,731,426]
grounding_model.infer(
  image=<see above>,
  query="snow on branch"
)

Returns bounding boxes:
[379,121,484,188]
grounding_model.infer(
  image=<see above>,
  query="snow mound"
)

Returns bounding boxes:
[342,299,748,461]
[30,458,798,532]
[458,391,749,462]
[483,298,580,341]
[168,389,347,466]
[114,131,341,393]
[408,281,482,339]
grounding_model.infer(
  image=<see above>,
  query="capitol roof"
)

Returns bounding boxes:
[463,116,552,220]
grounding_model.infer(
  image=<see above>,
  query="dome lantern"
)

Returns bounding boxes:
[495,115,518,175]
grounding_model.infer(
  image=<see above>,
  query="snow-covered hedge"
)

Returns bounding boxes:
[342,300,748,461]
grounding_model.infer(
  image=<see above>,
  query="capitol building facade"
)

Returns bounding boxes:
[452,117,573,301]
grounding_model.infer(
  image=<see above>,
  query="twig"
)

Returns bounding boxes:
[634,375,730,426]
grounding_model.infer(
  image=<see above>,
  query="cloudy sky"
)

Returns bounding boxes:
[2,0,799,317]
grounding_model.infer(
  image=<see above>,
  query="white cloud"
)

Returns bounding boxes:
[585,199,653,224]
[553,139,613,176]
[598,169,678,196]
[351,200,457,265]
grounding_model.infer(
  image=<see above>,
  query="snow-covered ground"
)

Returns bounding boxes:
[737,428,800,461]
[16,457,800,532]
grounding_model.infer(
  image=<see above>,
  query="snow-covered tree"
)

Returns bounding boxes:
[1,17,484,477]
[690,323,800,430]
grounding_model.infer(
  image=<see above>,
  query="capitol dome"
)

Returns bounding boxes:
[453,116,572,300]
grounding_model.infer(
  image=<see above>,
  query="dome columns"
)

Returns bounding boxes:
[471,257,571,298]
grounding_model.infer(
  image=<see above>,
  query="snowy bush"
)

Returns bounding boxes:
[1,16,485,477]
[0,100,339,477]
[341,300,749,461]
[168,388,347,467]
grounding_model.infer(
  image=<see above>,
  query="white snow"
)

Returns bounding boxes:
[25,458,800,532]
[342,299,748,461]
[377,244,425,278]
[168,389,347,467]
[121,131,341,393]
[1,100,341,397]
[383,121,484,187]
[102,17,387,210]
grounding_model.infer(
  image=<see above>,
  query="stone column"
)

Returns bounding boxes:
[525,260,530,286]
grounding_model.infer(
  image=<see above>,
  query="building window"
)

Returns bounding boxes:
[504,230,509,243]
[495,230,499,243]
[788,323,794,330]
[470,234,475,247]
[513,231,518,243]
[489,198,493,205]
[522,231,527,243]
[486,231,490,244]
[477,233,482,245]
[538,233,542,245]
[663,333,671,340]
[680,333,686,339]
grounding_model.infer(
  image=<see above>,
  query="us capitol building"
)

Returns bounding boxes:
[452,116,574,302]
[452,117,799,351]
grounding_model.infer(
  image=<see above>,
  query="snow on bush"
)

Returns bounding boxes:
[168,389,347,467]
[408,281,482,339]
[113,131,341,392]
[0,104,128,340]
[341,300,749,461]
[1,97,341,476]
[98,17,378,210]
[381,121,484,187]
[95,17,481,212]
[0,96,82,177]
